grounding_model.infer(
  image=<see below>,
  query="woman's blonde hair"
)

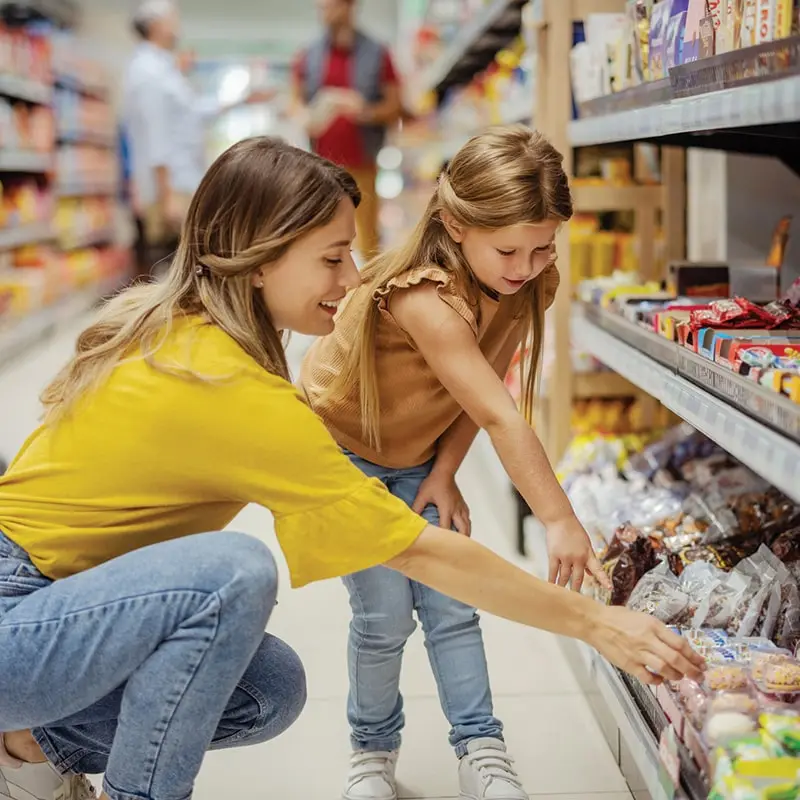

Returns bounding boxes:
[42,137,360,424]
[326,125,573,450]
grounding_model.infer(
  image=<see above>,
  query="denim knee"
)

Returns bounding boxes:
[352,604,417,648]
[228,635,307,747]
[203,532,278,627]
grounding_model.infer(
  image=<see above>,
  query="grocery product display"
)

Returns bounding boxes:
[0,17,125,369]
[556,420,800,797]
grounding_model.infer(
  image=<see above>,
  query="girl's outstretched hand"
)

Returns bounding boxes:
[412,471,472,536]
[546,516,612,593]
[590,605,705,685]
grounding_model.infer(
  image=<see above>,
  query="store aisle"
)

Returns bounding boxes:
[0,319,631,800]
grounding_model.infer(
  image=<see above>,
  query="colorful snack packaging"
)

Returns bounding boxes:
[706,663,751,692]
[626,561,691,622]
[761,712,800,756]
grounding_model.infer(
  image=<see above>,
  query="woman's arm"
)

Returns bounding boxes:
[390,284,608,592]
[388,525,705,686]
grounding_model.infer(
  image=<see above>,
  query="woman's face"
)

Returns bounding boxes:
[443,216,559,296]
[255,198,359,336]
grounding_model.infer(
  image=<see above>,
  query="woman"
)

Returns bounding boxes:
[0,138,703,800]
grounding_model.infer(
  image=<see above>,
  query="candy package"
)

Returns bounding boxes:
[706,663,751,692]
[626,561,690,622]
[774,579,800,653]
[603,535,658,606]
[758,658,800,697]
[772,527,800,564]
[694,569,752,629]
[761,712,800,756]
[705,715,760,748]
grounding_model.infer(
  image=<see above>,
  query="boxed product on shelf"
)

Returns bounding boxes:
[56,144,118,192]
[0,99,54,153]
[54,196,113,248]
[0,25,52,86]
[0,178,52,228]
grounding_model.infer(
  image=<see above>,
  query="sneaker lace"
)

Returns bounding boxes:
[64,774,97,800]
[470,748,524,789]
[348,751,395,785]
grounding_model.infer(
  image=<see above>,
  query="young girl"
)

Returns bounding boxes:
[301,126,611,800]
[0,137,700,800]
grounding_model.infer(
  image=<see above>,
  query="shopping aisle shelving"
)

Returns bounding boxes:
[0,323,633,800]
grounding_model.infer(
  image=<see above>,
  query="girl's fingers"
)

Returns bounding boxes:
[439,507,452,531]
[453,509,471,537]
[557,563,572,588]
[411,494,428,515]
[548,558,559,585]
[571,568,585,594]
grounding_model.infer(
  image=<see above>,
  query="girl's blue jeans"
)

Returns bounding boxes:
[343,451,503,758]
[0,530,306,800]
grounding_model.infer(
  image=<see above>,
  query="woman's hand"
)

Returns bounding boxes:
[589,605,705,685]
[545,516,611,593]
[412,470,471,536]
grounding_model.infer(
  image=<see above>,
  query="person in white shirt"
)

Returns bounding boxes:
[124,0,271,250]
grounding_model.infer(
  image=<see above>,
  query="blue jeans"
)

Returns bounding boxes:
[343,452,502,758]
[0,530,306,800]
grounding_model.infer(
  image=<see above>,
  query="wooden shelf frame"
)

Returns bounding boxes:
[534,0,687,462]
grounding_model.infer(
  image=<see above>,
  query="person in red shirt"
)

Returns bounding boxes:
[292,0,402,260]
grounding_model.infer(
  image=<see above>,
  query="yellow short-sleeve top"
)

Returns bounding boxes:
[0,316,426,585]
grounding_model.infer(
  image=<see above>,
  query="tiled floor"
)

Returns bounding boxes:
[0,317,632,799]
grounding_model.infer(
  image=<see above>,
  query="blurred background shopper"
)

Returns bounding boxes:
[124,0,271,266]
[292,0,402,260]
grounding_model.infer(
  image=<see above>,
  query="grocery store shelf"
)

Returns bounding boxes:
[0,74,51,104]
[58,130,116,149]
[0,150,52,173]
[569,72,800,162]
[60,227,115,250]
[572,183,665,212]
[7,0,79,27]
[0,222,54,250]
[54,74,109,101]
[0,276,124,371]
[526,526,671,800]
[415,0,526,101]
[56,181,117,198]
[573,306,800,504]
[573,370,636,399]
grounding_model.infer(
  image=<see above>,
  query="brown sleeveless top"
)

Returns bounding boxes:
[299,263,560,469]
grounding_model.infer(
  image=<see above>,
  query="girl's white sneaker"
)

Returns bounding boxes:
[342,750,399,800]
[458,738,527,800]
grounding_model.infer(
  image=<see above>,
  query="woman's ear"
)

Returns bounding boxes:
[440,211,464,243]
[251,270,265,289]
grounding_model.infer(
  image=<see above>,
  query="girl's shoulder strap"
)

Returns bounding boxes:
[373,264,478,336]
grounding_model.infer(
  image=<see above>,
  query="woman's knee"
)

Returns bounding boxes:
[193,532,278,625]
[232,634,307,746]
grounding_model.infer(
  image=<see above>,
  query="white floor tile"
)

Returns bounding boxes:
[1,320,629,800]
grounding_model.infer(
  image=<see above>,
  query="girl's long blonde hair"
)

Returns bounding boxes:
[326,125,573,450]
[42,137,360,424]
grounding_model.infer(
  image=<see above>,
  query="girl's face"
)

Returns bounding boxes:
[444,217,559,296]
[255,198,359,335]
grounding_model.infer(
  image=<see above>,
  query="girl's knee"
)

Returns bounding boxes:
[352,608,417,647]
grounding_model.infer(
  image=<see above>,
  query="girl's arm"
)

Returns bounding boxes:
[390,284,609,592]
[412,333,520,532]
[387,525,705,686]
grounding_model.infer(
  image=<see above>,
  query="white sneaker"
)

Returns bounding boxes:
[0,734,96,800]
[342,750,398,800]
[458,738,527,800]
